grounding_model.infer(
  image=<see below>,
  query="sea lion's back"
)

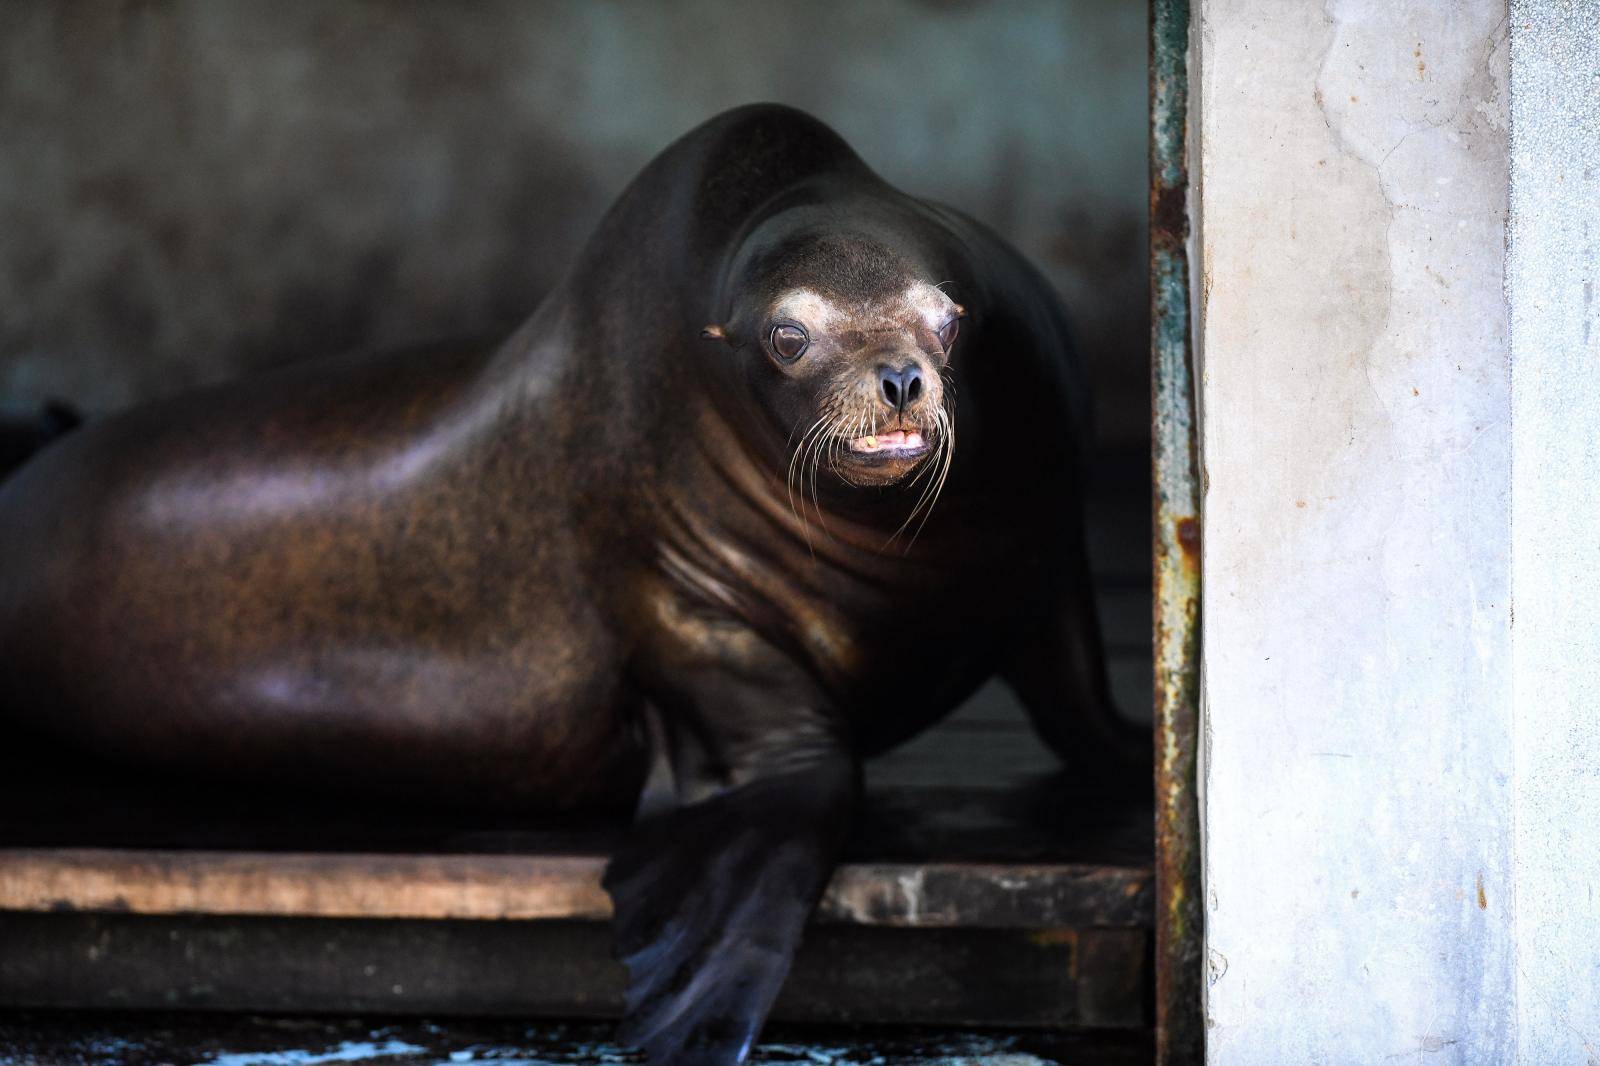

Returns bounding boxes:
[0,336,627,798]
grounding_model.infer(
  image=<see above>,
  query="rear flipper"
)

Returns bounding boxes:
[603,753,858,1066]
[1003,536,1151,789]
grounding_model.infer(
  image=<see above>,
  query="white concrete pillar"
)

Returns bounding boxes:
[1199,0,1600,1058]
[1197,1,1517,1060]
[1508,0,1600,1059]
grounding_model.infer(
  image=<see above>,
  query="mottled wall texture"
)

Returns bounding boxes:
[1507,0,1600,1058]
[0,1,1149,443]
[1199,0,1515,1061]
[1201,0,1600,1062]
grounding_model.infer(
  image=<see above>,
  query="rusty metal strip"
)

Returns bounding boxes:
[1150,0,1204,1062]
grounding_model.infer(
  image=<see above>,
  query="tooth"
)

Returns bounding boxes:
[865,435,878,448]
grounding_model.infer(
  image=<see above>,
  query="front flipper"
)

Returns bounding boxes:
[603,750,857,1065]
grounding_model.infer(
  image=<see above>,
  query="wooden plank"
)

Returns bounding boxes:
[822,861,1152,929]
[0,912,1152,1029]
[0,848,1151,928]
[0,849,614,922]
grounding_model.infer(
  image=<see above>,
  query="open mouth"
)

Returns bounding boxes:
[846,429,929,459]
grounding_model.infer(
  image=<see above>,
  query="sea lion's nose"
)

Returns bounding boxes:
[878,364,924,415]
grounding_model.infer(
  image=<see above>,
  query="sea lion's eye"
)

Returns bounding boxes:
[768,323,809,362]
[937,316,960,350]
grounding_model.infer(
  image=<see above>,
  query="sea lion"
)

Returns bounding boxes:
[0,105,1142,1063]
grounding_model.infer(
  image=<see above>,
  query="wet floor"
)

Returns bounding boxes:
[0,1013,1151,1066]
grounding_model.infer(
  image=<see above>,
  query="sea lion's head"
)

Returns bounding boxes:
[703,227,964,494]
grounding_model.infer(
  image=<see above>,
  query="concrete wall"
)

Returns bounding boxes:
[1200,0,1600,1061]
[1197,0,1516,1060]
[0,0,1149,443]
[1507,0,1600,1059]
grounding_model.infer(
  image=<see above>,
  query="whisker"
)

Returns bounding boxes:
[904,404,955,552]
[809,412,841,540]
[788,410,835,555]
[793,378,957,555]
[878,406,950,552]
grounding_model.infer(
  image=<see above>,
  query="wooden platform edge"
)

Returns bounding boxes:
[0,848,1152,929]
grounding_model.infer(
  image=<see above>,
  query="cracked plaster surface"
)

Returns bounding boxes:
[1199,1,1512,1061]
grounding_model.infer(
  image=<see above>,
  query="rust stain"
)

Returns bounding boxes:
[1477,874,1487,910]
[1152,182,1188,245]
[1175,516,1200,561]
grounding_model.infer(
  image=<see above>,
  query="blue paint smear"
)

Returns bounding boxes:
[202,1039,427,1066]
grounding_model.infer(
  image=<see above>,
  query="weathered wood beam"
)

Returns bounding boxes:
[0,848,1152,929]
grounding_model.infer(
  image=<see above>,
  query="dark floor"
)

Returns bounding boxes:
[0,1013,1153,1066]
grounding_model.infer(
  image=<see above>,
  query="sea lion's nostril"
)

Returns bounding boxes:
[878,364,923,414]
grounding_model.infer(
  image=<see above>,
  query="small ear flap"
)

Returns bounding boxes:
[700,324,728,342]
[952,303,968,318]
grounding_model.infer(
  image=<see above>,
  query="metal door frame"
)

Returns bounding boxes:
[1150,0,1202,1061]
